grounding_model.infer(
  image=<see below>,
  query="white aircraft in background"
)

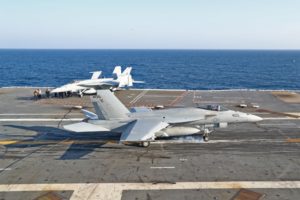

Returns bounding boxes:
[51,66,143,96]
[64,90,263,147]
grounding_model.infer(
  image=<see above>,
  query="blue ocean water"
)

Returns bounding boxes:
[0,50,299,90]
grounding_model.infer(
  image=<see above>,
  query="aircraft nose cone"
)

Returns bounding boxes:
[249,114,263,122]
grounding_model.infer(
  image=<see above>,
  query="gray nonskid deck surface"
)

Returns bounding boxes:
[0,88,300,200]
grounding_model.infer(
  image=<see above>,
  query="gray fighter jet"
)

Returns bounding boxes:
[64,90,263,147]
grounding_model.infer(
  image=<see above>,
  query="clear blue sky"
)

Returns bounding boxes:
[0,0,299,49]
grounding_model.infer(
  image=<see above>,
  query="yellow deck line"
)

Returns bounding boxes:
[0,140,18,145]
[286,138,300,143]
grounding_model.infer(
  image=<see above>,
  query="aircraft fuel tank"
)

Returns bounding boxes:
[157,126,200,137]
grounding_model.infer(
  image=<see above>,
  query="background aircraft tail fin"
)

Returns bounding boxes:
[90,71,102,80]
[117,67,133,87]
[121,67,132,76]
[90,90,130,120]
[112,66,122,79]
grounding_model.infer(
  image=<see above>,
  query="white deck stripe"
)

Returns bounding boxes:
[0,181,299,200]
[154,139,286,144]
[0,118,83,122]
[259,123,295,126]
[150,166,175,169]
[0,113,81,116]
[0,117,300,122]
[262,117,300,120]
[0,138,293,145]
[248,112,270,115]
[0,168,11,171]
[206,139,286,144]
[130,90,148,104]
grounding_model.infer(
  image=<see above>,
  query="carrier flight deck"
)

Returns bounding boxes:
[0,88,300,200]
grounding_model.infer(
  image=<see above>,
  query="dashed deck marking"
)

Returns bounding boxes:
[150,166,175,169]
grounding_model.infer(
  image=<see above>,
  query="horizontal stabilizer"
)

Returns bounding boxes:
[64,122,109,132]
[130,107,152,113]
[133,80,145,83]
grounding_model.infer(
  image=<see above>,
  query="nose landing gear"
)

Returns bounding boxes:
[203,135,209,142]
[203,128,213,142]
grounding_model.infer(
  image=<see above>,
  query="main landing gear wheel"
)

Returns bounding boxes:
[141,141,150,147]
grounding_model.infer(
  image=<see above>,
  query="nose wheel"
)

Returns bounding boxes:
[203,135,209,142]
[203,128,212,142]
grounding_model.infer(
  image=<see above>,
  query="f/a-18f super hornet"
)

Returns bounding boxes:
[64,90,263,147]
[51,66,143,96]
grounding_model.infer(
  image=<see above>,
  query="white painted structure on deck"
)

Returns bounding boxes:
[0,181,299,200]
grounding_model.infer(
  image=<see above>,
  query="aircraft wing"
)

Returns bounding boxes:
[120,119,168,142]
[79,80,118,89]
[64,122,109,132]
[50,84,84,93]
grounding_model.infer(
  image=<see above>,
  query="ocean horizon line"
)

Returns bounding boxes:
[0,48,300,51]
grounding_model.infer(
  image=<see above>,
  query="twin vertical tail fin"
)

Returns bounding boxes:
[90,90,130,120]
[112,66,122,79]
[113,66,144,88]
[90,71,102,80]
[117,67,133,87]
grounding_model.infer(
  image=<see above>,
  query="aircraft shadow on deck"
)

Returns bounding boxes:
[2,125,122,160]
